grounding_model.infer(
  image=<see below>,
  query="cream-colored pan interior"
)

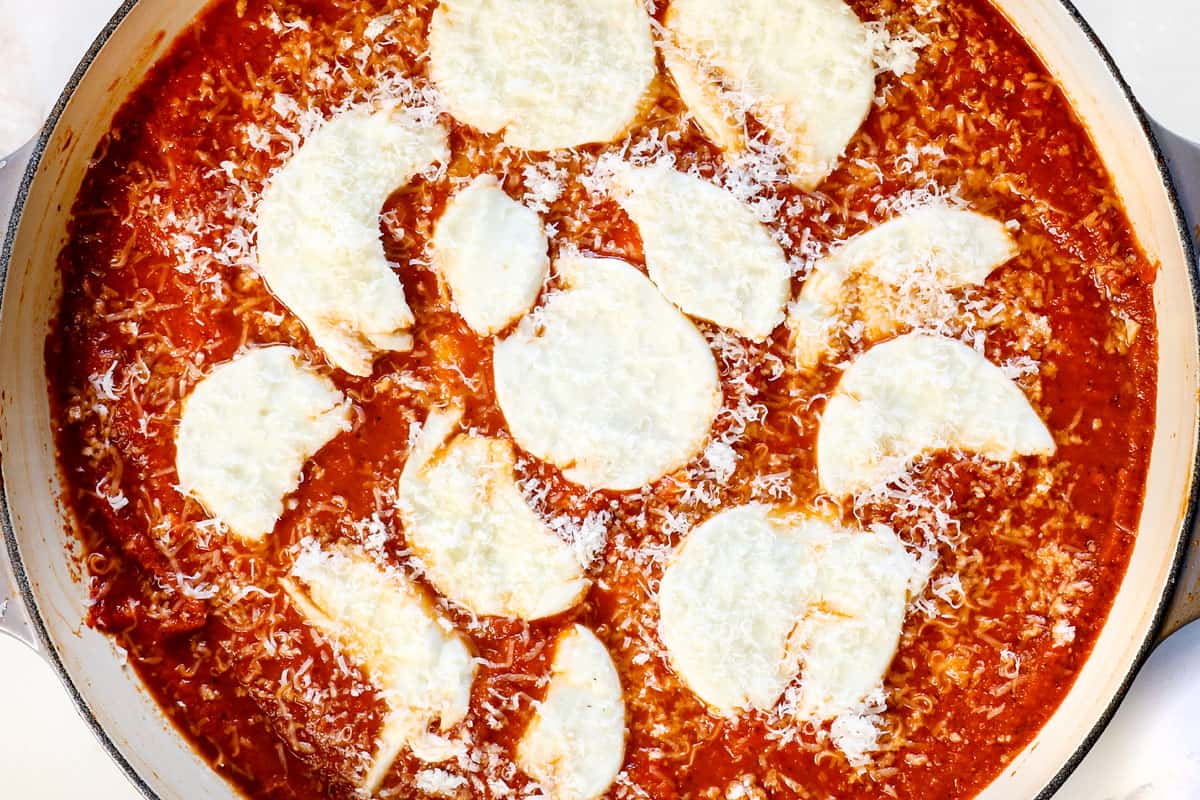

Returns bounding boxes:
[0,4,236,797]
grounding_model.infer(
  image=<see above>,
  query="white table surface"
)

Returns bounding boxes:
[0,1,1197,798]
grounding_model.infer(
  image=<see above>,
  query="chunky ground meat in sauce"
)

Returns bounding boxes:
[48,0,1157,798]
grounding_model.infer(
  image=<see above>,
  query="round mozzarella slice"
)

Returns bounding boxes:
[606,161,791,340]
[658,504,921,717]
[517,625,626,800]
[282,544,476,793]
[664,0,875,188]
[788,206,1018,368]
[175,347,352,542]
[398,406,589,620]
[429,0,655,151]
[432,175,549,335]
[493,255,722,491]
[818,333,1056,496]
[257,106,449,376]
[658,504,819,713]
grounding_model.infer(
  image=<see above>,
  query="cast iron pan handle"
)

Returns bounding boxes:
[1151,120,1200,641]
[0,139,41,652]
[0,530,39,652]
[0,139,34,225]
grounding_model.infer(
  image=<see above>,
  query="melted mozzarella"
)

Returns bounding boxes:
[397,405,588,620]
[664,0,875,188]
[429,0,655,151]
[658,504,921,718]
[175,347,351,542]
[256,106,449,376]
[661,48,743,154]
[789,206,1018,368]
[517,625,626,800]
[606,160,791,340]
[282,544,476,793]
[818,333,1056,496]
[658,504,818,713]
[432,175,549,335]
[791,526,918,719]
[493,255,722,491]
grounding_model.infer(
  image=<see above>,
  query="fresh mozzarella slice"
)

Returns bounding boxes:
[175,347,352,542]
[256,106,449,376]
[657,504,921,718]
[517,625,626,800]
[664,0,876,188]
[790,525,918,719]
[398,405,589,620]
[605,161,791,340]
[431,175,549,335]
[818,333,1056,496]
[493,255,722,490]
[660,48,743,155]
[429,0,655,151]
[658,504,818,713]
[788,206,1019,368]
[282,544,476,793]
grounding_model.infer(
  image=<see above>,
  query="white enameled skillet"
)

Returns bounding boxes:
[1,1,1198,798]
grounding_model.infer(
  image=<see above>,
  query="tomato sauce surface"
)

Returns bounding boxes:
[48,0,1157,798]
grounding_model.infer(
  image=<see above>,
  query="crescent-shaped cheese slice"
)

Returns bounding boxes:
[658,504,921,718]
[429,0,655,151]
[431,175,549,335]
[663,50,743,155]
[817,333,1056,496]
[397,405,589,620]
[790,526,919,719]
[256,106,449,376]
[493,255,722,491]
[663,0,875,188]
[175,347,352,542]
[282,544,476,793]
[605,161,791,340]
[788,206,1019,368]
[517,625,626,800]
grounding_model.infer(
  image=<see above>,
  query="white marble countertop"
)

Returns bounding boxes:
[0,1,1196,798]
